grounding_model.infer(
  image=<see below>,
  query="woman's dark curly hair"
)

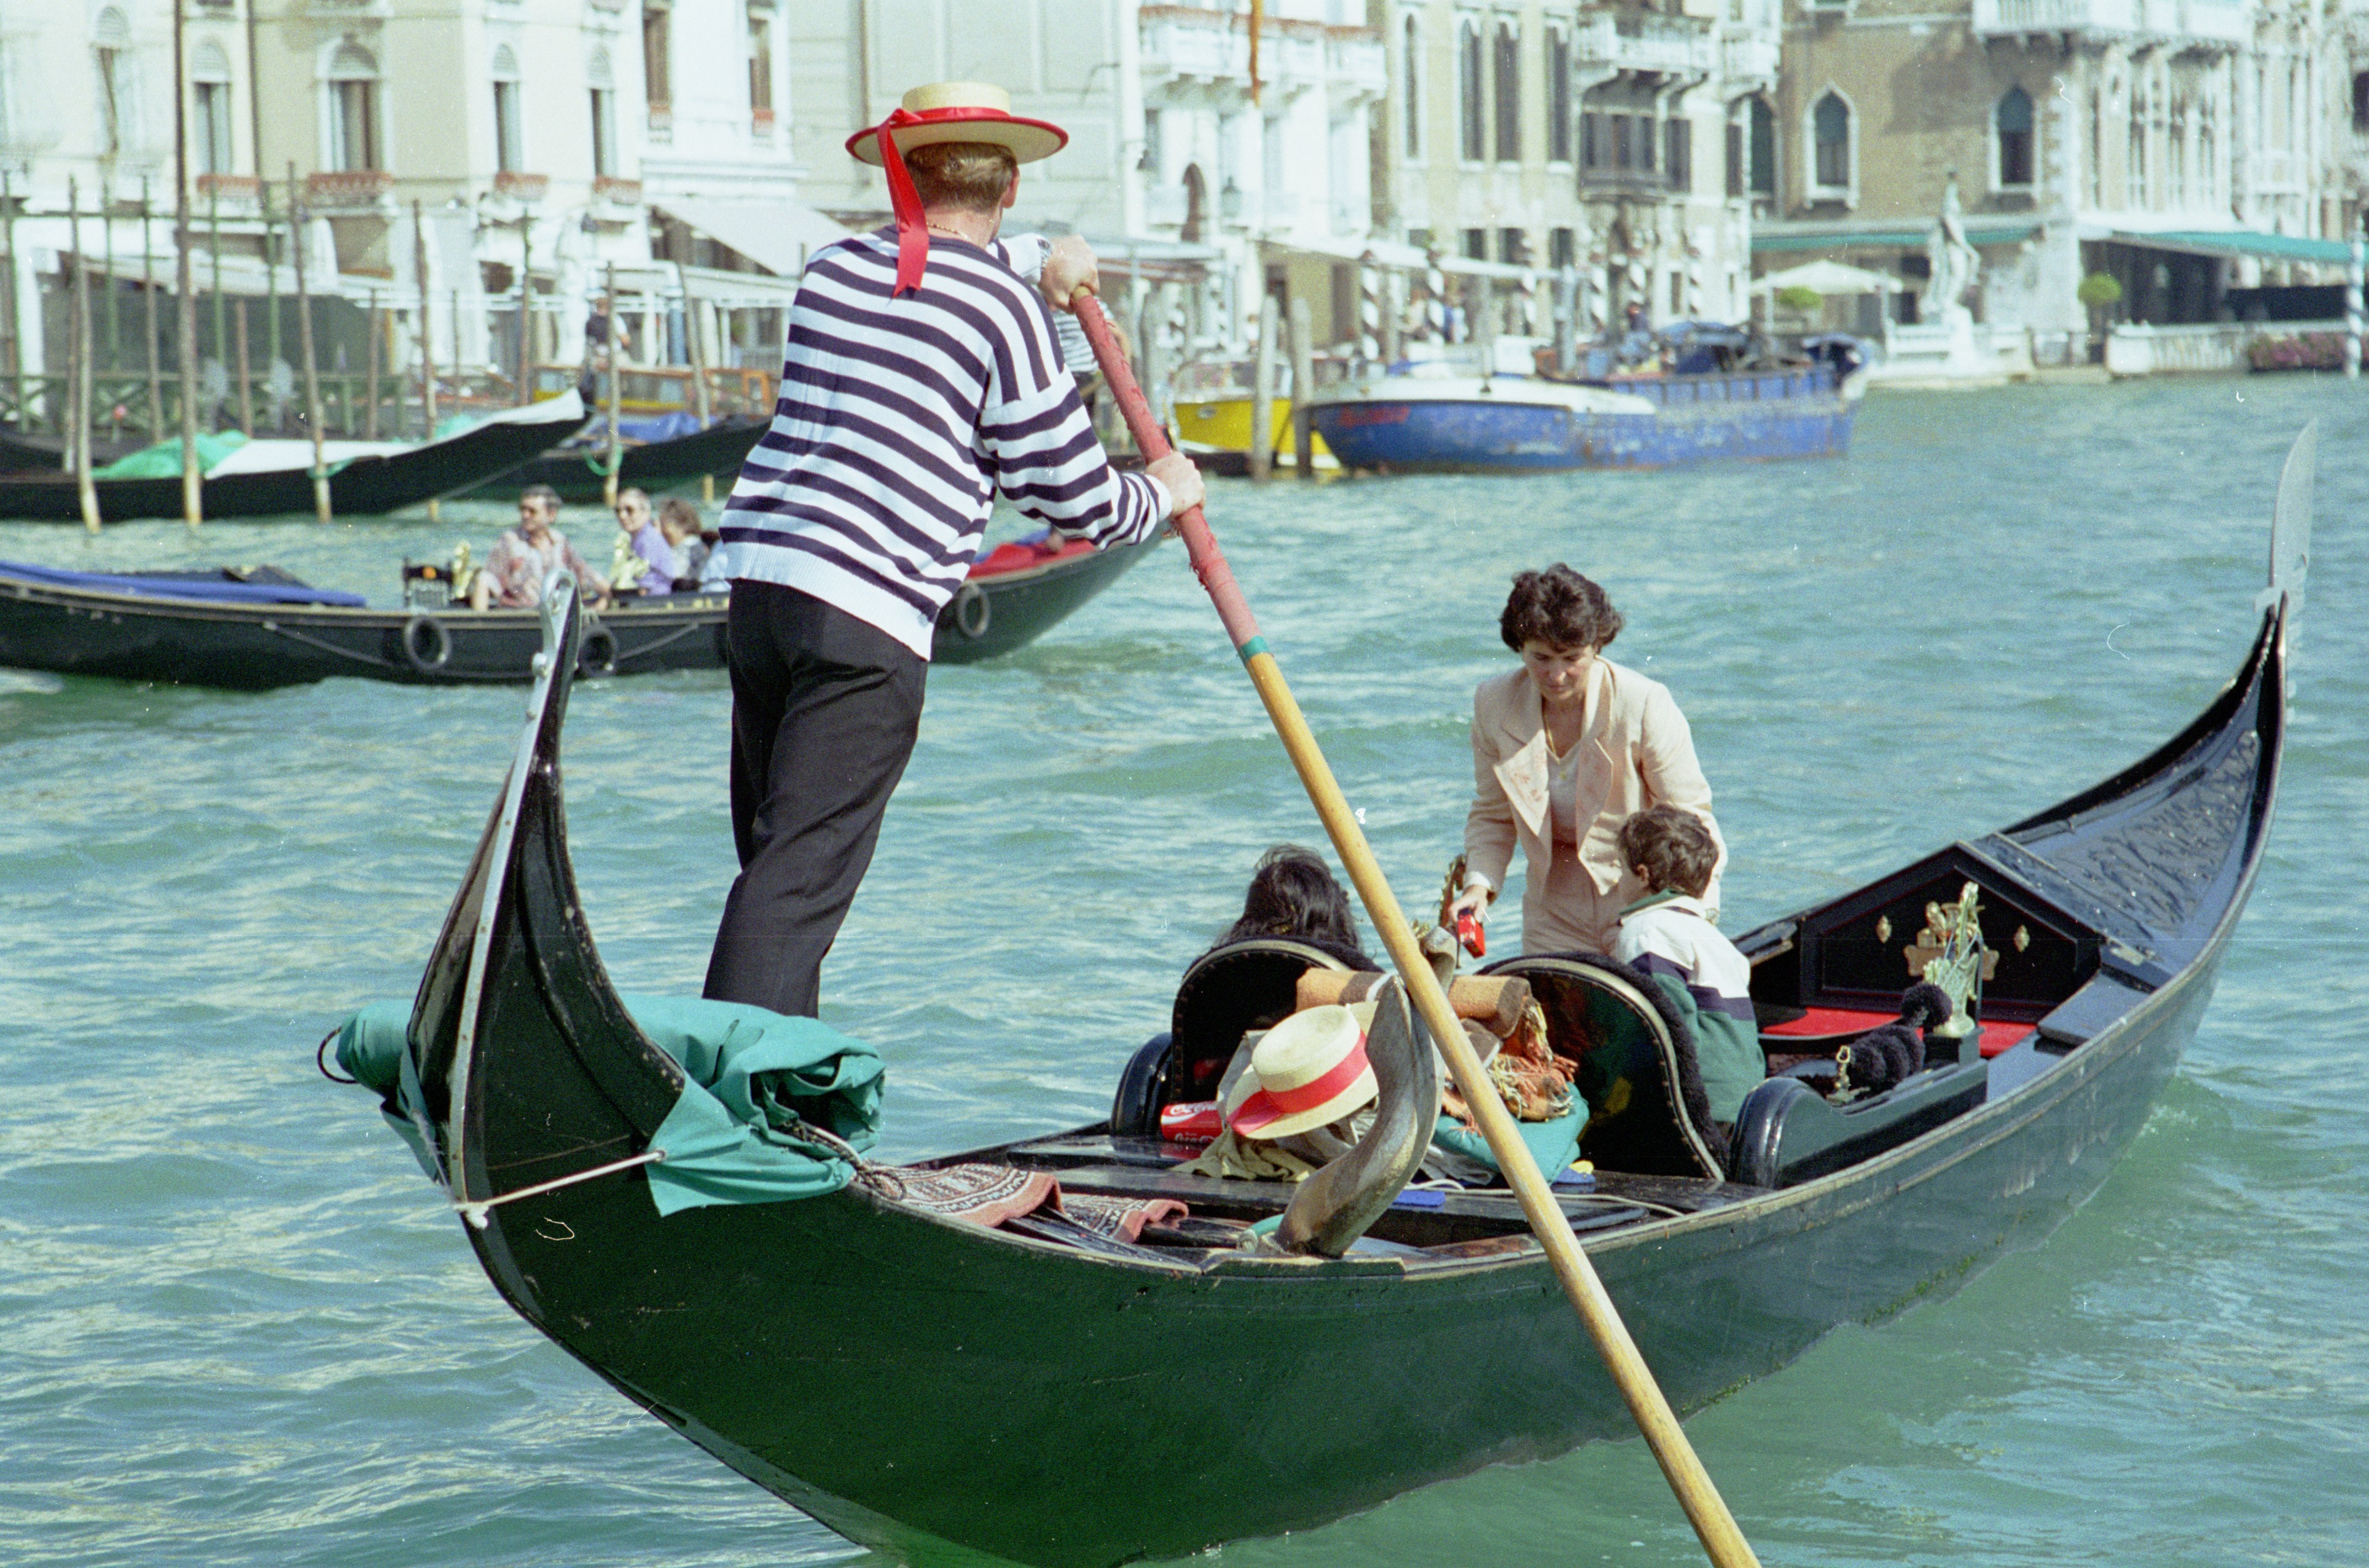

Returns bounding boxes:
[1210,844,1372,966]
[1499,564,1623,653]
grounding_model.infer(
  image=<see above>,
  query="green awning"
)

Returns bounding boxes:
[1752,221,2040,254]
[2110,230,2354,265]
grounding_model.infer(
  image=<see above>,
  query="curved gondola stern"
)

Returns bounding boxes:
[1986,425,2304,976]
[404,573,686,1317]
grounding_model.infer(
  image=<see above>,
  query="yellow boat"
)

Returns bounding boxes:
[1170,358,1339,474]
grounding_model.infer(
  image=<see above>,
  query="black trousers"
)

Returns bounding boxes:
[702,580,927,1016]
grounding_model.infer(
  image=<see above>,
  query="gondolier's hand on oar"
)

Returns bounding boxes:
[1059,273,1202,526]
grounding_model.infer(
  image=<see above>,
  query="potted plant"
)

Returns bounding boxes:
[2077,272,2122,363]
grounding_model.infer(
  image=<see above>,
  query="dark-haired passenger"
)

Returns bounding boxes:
[1447,565,1723,955]
[1611,807,1760,1123]
[1205,845,1374,970]
[469,484,609,610]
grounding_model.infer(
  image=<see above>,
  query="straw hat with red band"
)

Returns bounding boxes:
[1225,1005,1378,1141]
[845,83,1070,297]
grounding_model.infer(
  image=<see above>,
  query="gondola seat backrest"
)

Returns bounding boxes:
[1480,952,1728,1179]
[1165,938,1359,1110]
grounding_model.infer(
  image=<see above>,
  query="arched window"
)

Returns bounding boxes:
[1995,85,2033,188]
[587,47,617,178]
[2127,85,2147,209]
[1812,91,1849,191]
[1492,19,1519,163]
[491,45,523,174]
[95,7,133,158]
[1457,19,1483,162]
[326,42,382,172]
[1749,94,1776,197]
[1180,162,1206,243]
[1402,14,1421,159]
[1546,24,1571,163]
[2354,71,2369,133]
[192,41,235,176]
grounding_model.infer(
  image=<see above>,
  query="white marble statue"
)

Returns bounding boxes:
[1922,173,1982,326]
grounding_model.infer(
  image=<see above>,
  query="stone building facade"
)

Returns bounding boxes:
[1368,0,1784,332]
[1758,0,2355,345]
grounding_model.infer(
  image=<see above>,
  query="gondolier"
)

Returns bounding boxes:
[702,80,1204,1017]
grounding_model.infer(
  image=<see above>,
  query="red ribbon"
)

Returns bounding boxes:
[876,109,929,297]
[1230,1038,1372,1135]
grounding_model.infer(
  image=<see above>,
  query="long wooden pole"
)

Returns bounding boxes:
[514,211,532,406]
[233,295,254,435]
[141,178,162,440]
[289,165,328,522]
[1,171,20,441]
[1248,292,1276,482]
[1287,292,1314,479]
[1071,286,1763,1568]
[411,201,436,440]
[602,260,621,507]
[364,290,382,440]
[173,0,203,528]
[70,179,101,533]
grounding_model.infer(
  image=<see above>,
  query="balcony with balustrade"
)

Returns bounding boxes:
[1970,0,2246,45]
[1572,7,1717,80]
[1139,5,1380,101]
[305,169,394,211]
[1720,31,1779,93]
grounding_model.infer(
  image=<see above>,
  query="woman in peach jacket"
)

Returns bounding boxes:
[1447,565,1725,956]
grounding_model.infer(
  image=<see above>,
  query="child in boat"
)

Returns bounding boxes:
[1205,845,1373,970]
[1609,807,1763,1123]
[659,498,708,589]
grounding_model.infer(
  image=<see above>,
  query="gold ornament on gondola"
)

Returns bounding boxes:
[1904,882,1995,1041]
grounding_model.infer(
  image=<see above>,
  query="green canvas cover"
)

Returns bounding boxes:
[332,994,883,1218]
[94,431,251,480]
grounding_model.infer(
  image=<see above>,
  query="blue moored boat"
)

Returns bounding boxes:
[1309,355,1858,473]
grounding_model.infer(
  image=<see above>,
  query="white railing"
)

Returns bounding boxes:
[2101,321,2350,376]
[1973,0,2243,40]
[1573,8,1717,77]
[1720,31,1779,88]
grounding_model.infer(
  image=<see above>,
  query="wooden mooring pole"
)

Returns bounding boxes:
[289,166,329,522]
[1248,291,1277,482]
[171,0,202,528]
[1287,293,1314,479]
[69,179,101,533]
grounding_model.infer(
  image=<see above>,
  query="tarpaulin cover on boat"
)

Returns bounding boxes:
[333,994,882,1216]
[0,560,367,607]
[92,430,254,480]
[1430,1107,1584,1183]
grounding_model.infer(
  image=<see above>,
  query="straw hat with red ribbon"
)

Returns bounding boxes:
[1224,1005,1378,1141]
[845,82,1069,297]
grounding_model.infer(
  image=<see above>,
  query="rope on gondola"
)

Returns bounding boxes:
[315,1028,358,1084]
[454,1148,668,1231]
[256,617,512,680]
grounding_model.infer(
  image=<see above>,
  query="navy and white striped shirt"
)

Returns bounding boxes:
[710,230,1167,657]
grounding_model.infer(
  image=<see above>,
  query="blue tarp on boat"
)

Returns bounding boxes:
[0,560,367,608]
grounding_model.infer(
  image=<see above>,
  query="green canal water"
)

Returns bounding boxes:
[1,374,2363,1566]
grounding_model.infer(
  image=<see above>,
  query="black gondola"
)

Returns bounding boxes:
[455,415,771,505]
[0,396,587,523]
[0,535,1154,688]
[333,430,2307,1567]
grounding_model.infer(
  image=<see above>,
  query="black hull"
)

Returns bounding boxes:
[459,419,769,504]
[0,408,584,523]
[1,540,1153,688]
[930,539,1154,664]
[372,528,2292,1566]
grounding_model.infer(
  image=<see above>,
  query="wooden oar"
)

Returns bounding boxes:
[1071,288,1761,1568]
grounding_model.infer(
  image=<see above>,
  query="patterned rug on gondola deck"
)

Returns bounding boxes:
[887,1163,1186,1243]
